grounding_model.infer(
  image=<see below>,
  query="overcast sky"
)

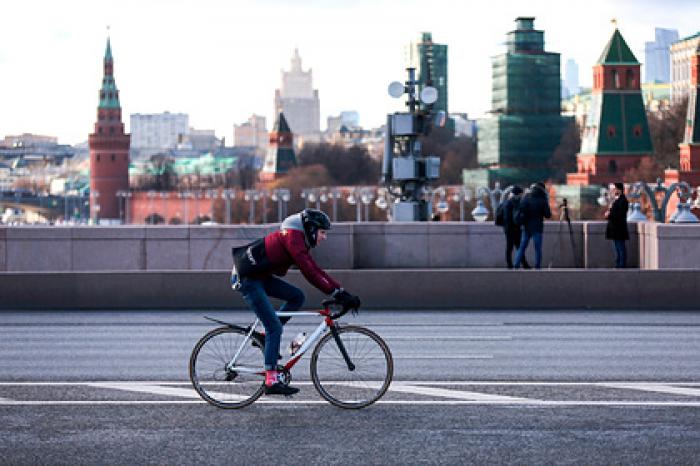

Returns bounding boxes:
[0,0,698,145]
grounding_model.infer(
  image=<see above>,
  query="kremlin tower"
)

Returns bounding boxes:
[567,27,653,186]
[259,113,297,182]
[88,37,130,222]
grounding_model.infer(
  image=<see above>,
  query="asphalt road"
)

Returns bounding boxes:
[1,310,700,465]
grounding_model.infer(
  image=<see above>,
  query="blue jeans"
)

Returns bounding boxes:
[612,239,627,268]
[514,231,543,269]
[238,276,305,370]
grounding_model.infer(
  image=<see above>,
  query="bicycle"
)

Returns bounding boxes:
[189,299,393,409]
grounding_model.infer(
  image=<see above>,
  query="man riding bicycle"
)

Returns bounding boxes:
[231,209,361,396]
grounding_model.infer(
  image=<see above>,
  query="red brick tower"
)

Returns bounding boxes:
[88,37,130,221]
[666,41,700,186]
[259,113,296,182]
[567,28,652,186]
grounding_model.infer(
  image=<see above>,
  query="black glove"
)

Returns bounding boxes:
[333,289,361,310]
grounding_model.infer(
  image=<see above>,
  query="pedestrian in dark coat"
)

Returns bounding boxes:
[605,182,629,268]
[514,182,552,269]
[501,185,530,269]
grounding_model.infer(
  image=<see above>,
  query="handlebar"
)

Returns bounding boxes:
[322,299,359,320]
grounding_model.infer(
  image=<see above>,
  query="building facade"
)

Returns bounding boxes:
[130,112,189,156]
[464,17,568,188]
[234,114,268,153]
[666,41,700,186]
[406,32,448,115]
[645,28,679,84]
[567,28,652,186]
[671,32,700,102]
[88,37,131,221]
[274,50,320,141]
[564,58,580,98]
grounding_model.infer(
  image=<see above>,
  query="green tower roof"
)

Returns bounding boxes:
[105,37,113,61]
[98,37,120,109]
[597,29,638,65]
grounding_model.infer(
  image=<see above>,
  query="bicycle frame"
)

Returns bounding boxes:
[225,310,338,375]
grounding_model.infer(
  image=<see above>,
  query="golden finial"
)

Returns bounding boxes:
[611,18,618,29]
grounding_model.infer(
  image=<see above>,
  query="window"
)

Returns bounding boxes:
[111,154,115,162]
[611,69,620,89]
[109,127,115,134]
[633,124,643,137]
[626,69,635,88]
[98,127,103,134]
[607,125,617,138]
[96,154,101,162]
[608,160,617,174]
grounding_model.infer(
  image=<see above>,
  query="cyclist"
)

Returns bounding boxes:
[231,208,361,396]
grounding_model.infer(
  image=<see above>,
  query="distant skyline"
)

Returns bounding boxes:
[0,0,699,145]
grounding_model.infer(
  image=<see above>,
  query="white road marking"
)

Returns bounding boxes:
[1,381,700,386]
[2,400,700,407]
[388,336,512,341]
[598,383,700,397]
[87,382,248,401]
[388,384,537,402]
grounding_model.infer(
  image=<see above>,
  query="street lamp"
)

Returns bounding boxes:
[222,189,235,224]
[159,192,170,224]
[471,200,490,222]
[451,187,472,222]
[630,179,697,223]
[346,188,361,222]
[271,188,291,222]
[327,189,342,222]
[147,190,157,225]
[178,191,192,224]
[244,189,261,224]
[360,187,375,221]
[90,190,100,225]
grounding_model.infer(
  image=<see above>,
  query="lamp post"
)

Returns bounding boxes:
[301,188,322,210]
[147,190,157,225]
[472,184,509,222]
[159,191,170,224]
[178,191,192,224]
[222,189,235,224]
[271,188,291,222]
[630,179,697,223]
[346,188,362,222]
[327,188,342,221]
[244,189,261,224]
[451,187,472,222]
[360,187,375,221]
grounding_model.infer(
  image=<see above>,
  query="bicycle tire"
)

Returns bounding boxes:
[310,325,393,409]
[189,326,265,409]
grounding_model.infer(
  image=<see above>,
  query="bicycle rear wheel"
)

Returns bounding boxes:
[310,325,393,409]
[189,326,264,409]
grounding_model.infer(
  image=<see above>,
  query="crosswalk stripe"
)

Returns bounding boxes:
[87,382,248,401]
[389,384,537,402]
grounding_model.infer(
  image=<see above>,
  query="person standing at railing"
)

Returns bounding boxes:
[604,182,629,268]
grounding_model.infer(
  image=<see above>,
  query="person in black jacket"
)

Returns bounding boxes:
[605,182,629,268]
[514,182,552,269]
[501,185,530,269]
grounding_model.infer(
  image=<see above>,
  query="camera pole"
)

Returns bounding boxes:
[548,198,578,268]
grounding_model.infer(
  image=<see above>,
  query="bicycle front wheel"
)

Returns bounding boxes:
[310,325,393,409]
[189,326,264,409]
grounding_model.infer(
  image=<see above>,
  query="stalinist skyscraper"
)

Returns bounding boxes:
[274,49,320,142]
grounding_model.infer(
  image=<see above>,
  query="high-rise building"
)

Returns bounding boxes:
[463,17,568,188]
[567,28,652,186]
[326,111,360,134]
[645,28,679,84]
[88,37,130,222]
[564,58,580,97]
[274,50,320,141]
[259,113,296,182]
[671,32,700,102]
[406,32,448,114]
[130,112,189,155]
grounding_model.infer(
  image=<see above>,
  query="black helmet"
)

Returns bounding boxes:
[301,209,331,247]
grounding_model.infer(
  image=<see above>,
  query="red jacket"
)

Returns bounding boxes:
[263,229,340,295]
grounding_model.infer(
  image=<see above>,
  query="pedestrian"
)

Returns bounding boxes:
[499,185,530,269]
[514,182,551,269]
[604,182,629,268]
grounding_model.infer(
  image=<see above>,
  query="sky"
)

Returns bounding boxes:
[0,0,699,145]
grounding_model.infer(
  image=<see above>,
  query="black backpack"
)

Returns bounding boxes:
[494,202,506,227]
[231,238,272,278]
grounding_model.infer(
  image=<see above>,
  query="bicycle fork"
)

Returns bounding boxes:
[330,324,355,371]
